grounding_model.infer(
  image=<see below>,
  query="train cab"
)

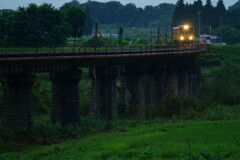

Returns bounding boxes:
[173,25,195,44]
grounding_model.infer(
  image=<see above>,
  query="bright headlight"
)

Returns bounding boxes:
[180,36,184,41]
[184,25,189,30]
[189,36,193,40]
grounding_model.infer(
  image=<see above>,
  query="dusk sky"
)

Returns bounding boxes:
[0,0,238,10]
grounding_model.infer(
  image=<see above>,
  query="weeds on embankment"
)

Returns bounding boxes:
[1,120,240,160]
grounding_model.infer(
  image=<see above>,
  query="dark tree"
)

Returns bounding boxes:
[203,0,214,26]
[84,8,94,35]
[61,0,94,36]
[205,0,213,8]
[229,0,240,11]
[63,6,86,42]
[119,3,138,25]
[172,0,186,26]
[211,0,226,28]
[78,1,175,28]
[216,0,226,16]
[191,0,203,28]
[225,8,240,30]
[0,10,15,45]
[60,0,81,10]
[216,26,240,44]
[0,4,71,47]
[193,0,203,12]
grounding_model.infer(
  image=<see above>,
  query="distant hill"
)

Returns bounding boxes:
[61,0,175,28]
[0,9,13,14]
[228,0,240,10]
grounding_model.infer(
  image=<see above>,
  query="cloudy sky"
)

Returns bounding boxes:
[0,0,238,10]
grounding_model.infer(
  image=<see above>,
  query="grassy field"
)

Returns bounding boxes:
[1,120,240,160]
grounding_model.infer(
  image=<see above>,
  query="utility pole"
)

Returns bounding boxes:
[150,31,153,43]
[164,26,168,44]
[220,17,223,43]
[110,33,112,44]
[158,27,160,45]
[168,23,171,39]
[119,26,124,46]
[94,22,98,51]
[197,11,202,42]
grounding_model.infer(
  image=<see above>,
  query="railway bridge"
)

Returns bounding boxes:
[0,44,209,128]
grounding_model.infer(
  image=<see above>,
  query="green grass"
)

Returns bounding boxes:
[2,120,240,160]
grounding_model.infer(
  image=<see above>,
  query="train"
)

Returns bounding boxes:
[173,25,195,44]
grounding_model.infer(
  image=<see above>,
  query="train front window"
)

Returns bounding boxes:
[180,27,188,34]
[180,27,193,34]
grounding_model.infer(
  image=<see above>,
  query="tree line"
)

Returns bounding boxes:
[0,3,88,47]
[1,0,240,46]
[62,0,175,28]
[0,0,175,47]
[172,0,240,44]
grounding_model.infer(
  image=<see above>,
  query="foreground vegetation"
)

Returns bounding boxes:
[1,102,240,153]
[1,120,240,160]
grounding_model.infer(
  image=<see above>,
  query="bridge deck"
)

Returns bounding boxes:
[0,45,210,74]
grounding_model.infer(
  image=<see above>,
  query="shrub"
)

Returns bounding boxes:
[0,116,107,152]
[33,76,51,115]
[204,104,240,120]
[79,70,91,116]
[146,95,205,120]
[82,37,109,47]
[145,104,163,119]
[201,60,240,105]
[117,101,127,118]
[135,38,151,45]
[161,94,184,118]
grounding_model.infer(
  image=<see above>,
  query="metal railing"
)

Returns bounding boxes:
[0,44,210,60]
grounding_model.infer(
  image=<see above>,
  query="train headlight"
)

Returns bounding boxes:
[184,25,189,30]
[189,36,193,40]
[180,36,184,41]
